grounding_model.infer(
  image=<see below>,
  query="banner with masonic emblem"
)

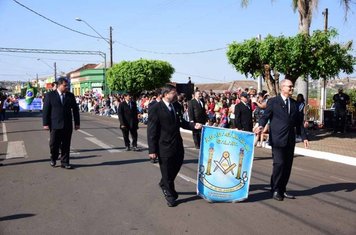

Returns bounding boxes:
[197,126,255,202]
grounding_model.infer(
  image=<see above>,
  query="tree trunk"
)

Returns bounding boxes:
[263,64,277,97]
[296,0,313,104]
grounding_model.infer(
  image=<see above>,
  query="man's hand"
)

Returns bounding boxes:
[43,126,49,130]
[149,153,157,160]
[303,140,309,149]
[194,123,203,129]
[254,126,263,134]
[75,125,80,130]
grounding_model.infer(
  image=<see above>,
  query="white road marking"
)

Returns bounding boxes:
[86,137,122,153]
[6,141,27,159]
[78,129,93,137]
[330,175,352,182]
[118,136,198,185]
[2,122,8,142]
[117,137,148,149]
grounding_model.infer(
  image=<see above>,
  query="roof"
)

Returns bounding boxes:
[195,80,259,93]
[66,64,99,75]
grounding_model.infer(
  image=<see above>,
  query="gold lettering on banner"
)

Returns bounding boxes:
[199,176,245,193]
[205,147,214,175]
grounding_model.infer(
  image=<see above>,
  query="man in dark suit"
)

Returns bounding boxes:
[118,93,139,151]
[43,77,80,169]
[234,92,253,132]
[255,79,309,201]
[188,90,207,149]
[147,85,199,207]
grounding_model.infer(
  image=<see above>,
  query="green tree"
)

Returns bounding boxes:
[241,0,353,101]
[106,59,175,96]
[227,30,355,96]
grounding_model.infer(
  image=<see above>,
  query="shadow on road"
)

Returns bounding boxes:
[73,158,149,168]
[0,213,36,221]
[292,182,356,196]
[2,155,99,166]
[246,182,356,202]
[176,194,202,205]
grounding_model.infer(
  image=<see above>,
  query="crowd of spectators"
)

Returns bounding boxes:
[74,87,271,147]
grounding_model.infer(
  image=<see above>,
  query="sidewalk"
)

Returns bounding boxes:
[180,126,356,166]
[110,114,356,166]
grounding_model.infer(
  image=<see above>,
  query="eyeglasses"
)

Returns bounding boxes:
[284,85,294,88]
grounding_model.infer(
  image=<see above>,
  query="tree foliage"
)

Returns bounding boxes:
[106,59,175,95]
[227,29,355,95]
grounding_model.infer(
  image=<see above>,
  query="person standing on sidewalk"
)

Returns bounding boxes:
[234,92,253,132]
[42,77,80,169]
[147,85,200,207]
[333,87,350,133]
[118,93,139,151]
[255,79,309,201]
[188,90,207,149]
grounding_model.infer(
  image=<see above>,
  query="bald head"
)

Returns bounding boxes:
[280,79,294,97]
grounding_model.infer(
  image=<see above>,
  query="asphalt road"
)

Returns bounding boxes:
[0,112,355,235]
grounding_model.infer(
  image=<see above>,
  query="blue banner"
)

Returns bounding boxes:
[19,98,43,111]
[197,126,255,202]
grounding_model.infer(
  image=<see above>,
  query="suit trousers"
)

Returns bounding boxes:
[192,129,202,148]
[49,128,73,165]
[271,145,295,194]
[158,155,184,197]
[121,127,138,147]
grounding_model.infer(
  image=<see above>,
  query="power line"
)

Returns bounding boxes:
[12,0,227,55]
[12,0,105,41]
[0,53,101,63]
[175,71,226,82]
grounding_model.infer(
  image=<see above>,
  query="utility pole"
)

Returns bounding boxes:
[54,62,57,81]
[110,26,113,67]
[320,8,328,125]
[324,8,328,32]
[257,34,262,92]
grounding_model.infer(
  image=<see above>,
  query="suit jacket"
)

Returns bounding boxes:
[42,90,80,130]
[234,102,253,131]
[147,101,184,158]
[118,100,139,129]
[188,99,207,125]
[259,95,307,147]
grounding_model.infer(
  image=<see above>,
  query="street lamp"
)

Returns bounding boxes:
[76,17,113,96]
[37,58,57,81]
[75,17,113,67]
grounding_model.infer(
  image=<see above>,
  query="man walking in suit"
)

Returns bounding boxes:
[234,92,253,132]
[43,77,80,169]
[147,85,200,207]
[255,79,309,201]
[118,93,139,151]
[188,90,207,149]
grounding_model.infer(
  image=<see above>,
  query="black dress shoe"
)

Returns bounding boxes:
[283,192,296,199]
[61,165,73,169]
[166,197,177,207]
[125,147,131,151]
[273,191,284,201]
[50,160,56,167]
[132,147,139,151]
[150,158,158,163]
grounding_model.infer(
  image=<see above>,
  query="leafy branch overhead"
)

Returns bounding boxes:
[227,29,355,90]
[106,59,175,95]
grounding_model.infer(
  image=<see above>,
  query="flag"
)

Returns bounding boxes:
[197,126,255,202]
[25,83,36,105]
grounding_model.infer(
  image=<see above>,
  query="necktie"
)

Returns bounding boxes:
[128,102,132,109]
[285,98,289,114]
[60,93,64,104]
[169,104,175,120]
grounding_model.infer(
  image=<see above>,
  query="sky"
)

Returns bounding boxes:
[0,0,355,84]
